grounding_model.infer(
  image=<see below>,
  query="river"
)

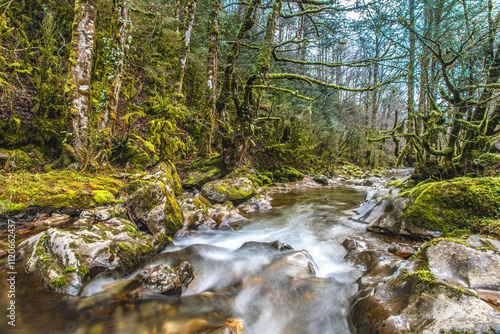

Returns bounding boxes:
[1,185,391,334]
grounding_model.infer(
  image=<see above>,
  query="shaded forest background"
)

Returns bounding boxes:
[1,0,500,179]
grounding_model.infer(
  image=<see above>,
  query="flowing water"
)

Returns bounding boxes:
[1,185,390,334]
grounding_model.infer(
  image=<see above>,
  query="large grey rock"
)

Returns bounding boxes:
[176,193,247,236]
[126,181,183,235]
[139,161,183,196]
[349,238,500,333]
[353,183,442,240]
[17,217,157,296]
[201,177,256,205]
[366,197,441,240]
[237,194,272,213]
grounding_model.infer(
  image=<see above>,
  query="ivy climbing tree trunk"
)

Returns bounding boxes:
[68,0,98,160]
[176,0,198,98]
[99,0,130,134]
[197,0,220,158]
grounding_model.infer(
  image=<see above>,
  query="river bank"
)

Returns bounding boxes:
[1,166,499,333]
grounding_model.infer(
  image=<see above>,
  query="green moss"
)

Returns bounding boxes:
[182,167,221,189]
[384,200,395,214]
[0,170,123,214]
[64,265,77,273]
[49,277,67,288]
[78,265,89,277]
[163,191,184,235]
[212,180,255,199]
[401,269,436,283]
[121,224,138,232]
[0,149,41,171]
[399,177,500,234]
[123,180,150,194]
[128,151,151,169]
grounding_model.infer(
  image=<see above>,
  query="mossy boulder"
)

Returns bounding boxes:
[399,177,500,234]
[0,148,41,171]
[0,171,123,214]
[365,177,500,240]
[182,167,221,189]
[349,237,500,333]
[126,181,183,235]
[150,161,183,196]
[281,166,304,182]
[201,177,256,205]
[17,217,156,296]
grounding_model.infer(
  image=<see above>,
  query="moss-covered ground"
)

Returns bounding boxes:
[0,170,124,214]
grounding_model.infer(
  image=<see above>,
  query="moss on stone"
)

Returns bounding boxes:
[0,149,41,171]
[399,177,500,234]
[64,265,77,273]
[182,167,221,189]
[123,179,150,194]
[49,277,67,288]
[163,190,184,235]
[0,170,123,214]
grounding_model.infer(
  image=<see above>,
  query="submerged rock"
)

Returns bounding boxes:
[201,177,256,205]
[348,237,500,333]
[101,261,194,296]
[237,194,272,213]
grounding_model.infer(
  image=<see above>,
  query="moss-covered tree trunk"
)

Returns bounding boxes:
[67,0,98,160]
[216,0,260,173]
[197,0,220,158]
[99,0,129,134]
[221,0,281,174]
[176,0,198,98]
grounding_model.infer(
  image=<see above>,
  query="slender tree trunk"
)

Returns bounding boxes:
[100,0,129,133]
[68,0,98,158]
[371,33,380,129]
[176,0,198,97]
[197,0,220,158]
[407,0,416,134]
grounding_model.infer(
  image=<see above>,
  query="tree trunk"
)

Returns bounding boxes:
[197,0,220,158]
[216,0,261,121]
[220,0,280,174]
[407,0,416,134]
[176,0,198,97]
[370,33,380,129]
[68,0,98,159]
[100,0,129,133]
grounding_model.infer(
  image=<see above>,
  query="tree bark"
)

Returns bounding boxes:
[221,0,281,174]
[407,0,416,134]
[197,0,220,158]
[68,0,98,159]
[176,0,198,97]
[100,0,129,133]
